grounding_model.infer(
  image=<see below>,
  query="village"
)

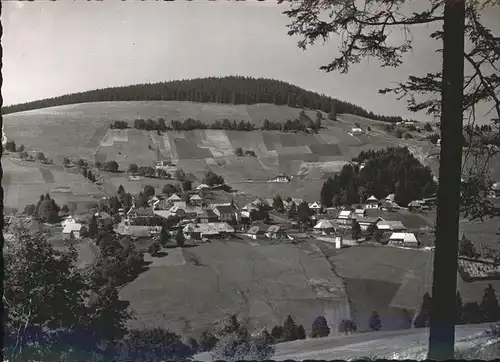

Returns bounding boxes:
[46,173,440,251]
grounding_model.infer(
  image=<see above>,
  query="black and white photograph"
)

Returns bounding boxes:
[1,0,500,360]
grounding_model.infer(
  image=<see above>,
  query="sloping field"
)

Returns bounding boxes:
[331,245,500,332]
[2,157,104,210]
[229,178,326,202]
[119,240,350,338]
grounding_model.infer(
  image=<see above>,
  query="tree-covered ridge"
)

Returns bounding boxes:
[320,147,437,208]
[2,76,408,123]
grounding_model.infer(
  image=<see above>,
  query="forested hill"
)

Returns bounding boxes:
[3,76,408,123]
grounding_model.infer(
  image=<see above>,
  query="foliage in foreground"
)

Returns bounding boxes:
[3,225,193,362]
[207,314,275,361]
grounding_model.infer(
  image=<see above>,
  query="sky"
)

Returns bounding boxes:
[2,1,499,122]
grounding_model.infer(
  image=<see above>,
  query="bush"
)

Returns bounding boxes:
[148,242,161,256]
[369,311,382,331]
[199,331,218,352]
[311,316,330,338]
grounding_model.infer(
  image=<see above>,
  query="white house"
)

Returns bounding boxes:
[166,194,182,204]
[61,216,77,228]
[241,203,260,218]
[385,194,395,203]
[62,223,82,239]
[196,184,210,191]
[365,195,380,209]
[389,232,419,247]
[308,202,322,213]
[269,173,291,183]
[313,219,336,233]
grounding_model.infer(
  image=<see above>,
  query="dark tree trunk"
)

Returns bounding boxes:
[428,0,466,360]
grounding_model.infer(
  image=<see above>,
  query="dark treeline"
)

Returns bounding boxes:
[2,76,408,123]
[320,147,437,208]
[114,109,322,133]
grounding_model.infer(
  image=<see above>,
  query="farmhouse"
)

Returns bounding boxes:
[182,222,234,240]
[213,204,240,224]
[265,225,287,239]
[61,215,79,228]
[351,127,363,135]
[365,195,380,209]
[270,173,291,183]
[189,194,203,206]
[380,200,399,211]
[385,194,395,203]
[127,206,154,219]
[166,194,183,204]
[197,209,219,223]
[355,216,384,231]
[377,220,407,232]
[245,225,266,239]
[170,204,202,219]
[335,210,353,229]
[241,203,260,218]
[389,232,420,248]
[62,223,82,239]
[408,200,423,211]
[308,202,322,213]
[313,219,336,233]
[196,183,210,191]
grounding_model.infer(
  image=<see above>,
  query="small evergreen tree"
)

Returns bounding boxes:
[311,316,330,338]
[270,325,283,342]
[480,284,500,323]
[282,315,299,342]
[296,325,306,340]
[414,292,432,328]
[351,220,361,240]
[273,194,285,212]
[456,291,464,325]
[176,228,185,247]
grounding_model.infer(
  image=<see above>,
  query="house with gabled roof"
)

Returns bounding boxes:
[335,210,354,229]
[245,225,266,239]
[365,195,380,209]
[197,209,219,223]
[377,220,407,232]
[213,204,240,224]
[265,225,286,239]
[355,216,384,231]
[166,193,182,203]
[127,206,155,219]
[313,219,336,233]
[385,194,396,203]
[408,200,423,211]
[190,194,203,206]
[196,183,210,191]
[183,222,234,240]
[241,202,260,218]
[308,202,322,213]
[62,223,82,239]
[389,232,419,248]
[269,173,291,183]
